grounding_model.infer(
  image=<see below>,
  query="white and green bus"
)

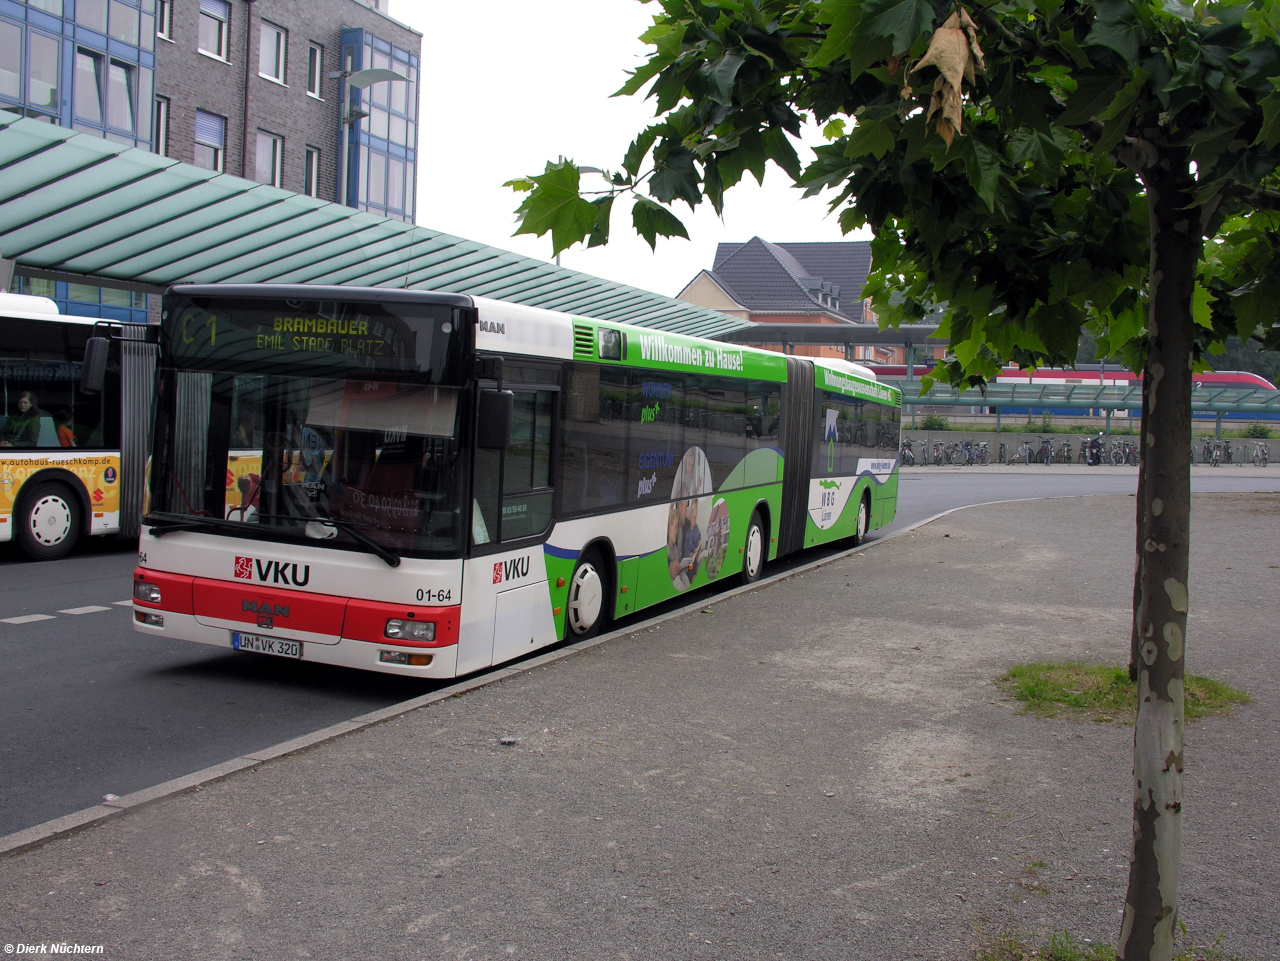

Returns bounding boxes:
[133,286,899,676]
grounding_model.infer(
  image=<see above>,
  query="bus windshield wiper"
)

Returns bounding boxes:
[145,512,229,537]
[256,512,401,568]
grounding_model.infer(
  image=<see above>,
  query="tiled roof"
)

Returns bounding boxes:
[711,237,872,322]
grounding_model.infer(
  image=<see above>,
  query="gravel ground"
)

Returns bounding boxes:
[0,493,1275,961]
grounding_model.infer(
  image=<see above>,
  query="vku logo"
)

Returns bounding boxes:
[238,557,312,587]
[493,555,530,584]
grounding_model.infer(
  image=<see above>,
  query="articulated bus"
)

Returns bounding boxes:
[0,292,157,559]
[132,285,900,677]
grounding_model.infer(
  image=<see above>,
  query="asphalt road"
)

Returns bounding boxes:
[2,465,1278,838]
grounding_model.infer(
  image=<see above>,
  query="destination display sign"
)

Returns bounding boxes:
[165,297,461,377]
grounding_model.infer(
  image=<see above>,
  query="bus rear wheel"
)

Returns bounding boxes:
[741,511,765,585]
[565,550,608,640]
[17,481,81,561]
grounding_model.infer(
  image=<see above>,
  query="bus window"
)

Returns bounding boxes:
[560,364,628,515]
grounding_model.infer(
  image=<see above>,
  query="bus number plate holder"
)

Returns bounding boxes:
[232,632,302,659]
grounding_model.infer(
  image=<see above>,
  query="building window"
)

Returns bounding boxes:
[304,146,320,198]
[153,96,169,156]
[255,131,282,187]
[306,44,322,98]
[259,22,285,82]
[77,0,108,34]
[1,22,21,104]
[194,109,226,171]
[156,0,172,40]
[108,0,139,46]
[106,60,135,134]
[28,31,61,113]
[198,0,230,61]
[28,0,64,14]
[74,50,104,124]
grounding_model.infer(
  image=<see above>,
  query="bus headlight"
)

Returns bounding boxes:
[385,619,435,642]
[134,581,162,603]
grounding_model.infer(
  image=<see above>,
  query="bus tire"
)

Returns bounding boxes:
[741,511,765,586]
[16,481,81,561]
[565,549,608,640]
[852,493,869,547]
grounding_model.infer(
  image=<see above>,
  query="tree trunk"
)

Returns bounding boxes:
[1118,158,1199,960]
[1129,383,1150,683]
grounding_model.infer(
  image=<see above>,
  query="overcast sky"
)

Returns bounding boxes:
[397,0,861,298]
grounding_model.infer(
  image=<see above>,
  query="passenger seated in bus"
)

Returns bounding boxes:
[55,408,76,447]
[0,391,41,447]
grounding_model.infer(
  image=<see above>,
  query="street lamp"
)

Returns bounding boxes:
[329,66,409,208]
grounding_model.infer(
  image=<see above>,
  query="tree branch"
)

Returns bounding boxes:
[1222,183,1280,211]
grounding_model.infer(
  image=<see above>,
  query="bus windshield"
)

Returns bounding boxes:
[150,295,470,558]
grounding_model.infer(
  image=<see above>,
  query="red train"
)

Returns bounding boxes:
[867,363,1276,391]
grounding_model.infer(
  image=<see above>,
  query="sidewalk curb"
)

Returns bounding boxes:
[0,491,1125,860]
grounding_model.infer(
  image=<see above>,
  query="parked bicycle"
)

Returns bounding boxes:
[1037,436,1054,465]
[900,437,916,467]
[1249,440,1270,467]
[1109,439,1140,466]
[1010,439,1036,464]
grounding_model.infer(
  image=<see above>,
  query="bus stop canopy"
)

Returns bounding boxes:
[0,114,750,339]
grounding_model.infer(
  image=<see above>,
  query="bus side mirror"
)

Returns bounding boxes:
[80,336,109,394]
[477,389,513,450]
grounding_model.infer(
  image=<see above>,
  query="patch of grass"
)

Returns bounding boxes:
[972,931,1113,961]
[972,930,1249,961]
[995,662,1250,723]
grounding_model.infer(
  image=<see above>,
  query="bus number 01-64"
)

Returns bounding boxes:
[415,588,452,603]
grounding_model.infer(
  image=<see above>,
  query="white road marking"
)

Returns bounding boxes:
[57,606,114,615]
[113,600,133,606]
[2,614,57,624]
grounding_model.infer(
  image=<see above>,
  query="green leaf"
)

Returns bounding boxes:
[632,196,690,249]
[586,195,615,248]
[823,118,847,140]
[1086,6,1142,63]
[1058,75,1125,126]
[965,137,1002,212]
[1192,281,1214,329]
[649,146,703,207]
[1231,277,1280,338]
[512,162,598,254]
[1255,89,1280,147]
[622,128,660,178]
[844,117,895,159]
[861,0,937,56]
[718,129,769,187]
[700,50,746,105]
[809,0,861,68]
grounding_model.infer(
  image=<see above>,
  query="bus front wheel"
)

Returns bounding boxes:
[565,550,608,640]
[741,511,765,585]
[852,494,869,547]
[17,481,81,561]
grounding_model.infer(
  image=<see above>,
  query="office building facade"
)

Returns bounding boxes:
[2,0,420,316]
